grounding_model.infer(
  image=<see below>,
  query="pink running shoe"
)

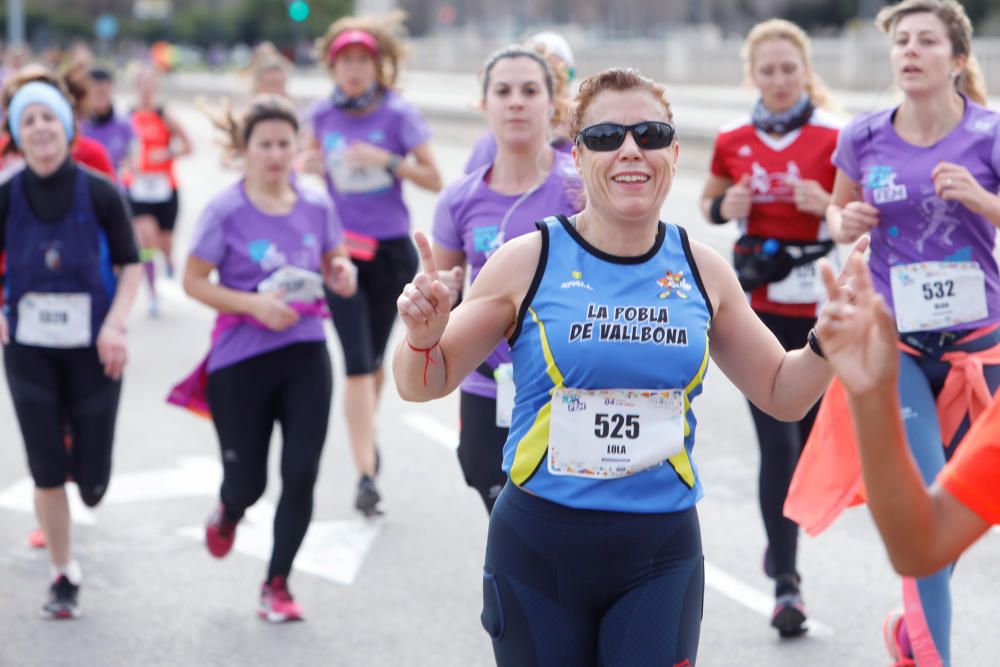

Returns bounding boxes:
[883,610,916,667]
[28,528,47,549]
[259,576,303,623]
[205,505,238,558]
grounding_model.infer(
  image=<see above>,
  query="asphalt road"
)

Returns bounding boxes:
[0,93,997,667]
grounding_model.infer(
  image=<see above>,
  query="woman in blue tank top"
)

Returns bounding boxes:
[394,68,867,666]
[0,77,142,620]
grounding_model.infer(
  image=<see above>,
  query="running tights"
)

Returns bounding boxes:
[206,342,333,581]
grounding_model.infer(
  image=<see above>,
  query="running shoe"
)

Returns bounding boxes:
[770,574,808,638]
[258,576,303,623]
[355,474,382,517]
[883,610,916,666]
[41,575,80,620]
[28,528,46,549]
[205,504,239,558]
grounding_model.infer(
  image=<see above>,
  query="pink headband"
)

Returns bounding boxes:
[328,30,379,62]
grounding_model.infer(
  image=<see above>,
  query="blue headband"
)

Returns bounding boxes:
[8,82,74,148]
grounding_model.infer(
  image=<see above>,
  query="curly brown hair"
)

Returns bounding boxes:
[315,10,409,90]
[569,68,673,139]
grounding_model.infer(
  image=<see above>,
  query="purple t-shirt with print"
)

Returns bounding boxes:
[833,98,1000,332]
[190,180,343,372]
[81,113,134,172]
[434,150,583,397]
[307,91,431,240]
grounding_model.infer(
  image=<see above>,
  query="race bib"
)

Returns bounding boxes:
[129,173,172,203]
[257,266,324,304]
[16,292,92,348]
[767,246,838,305]
[327,150,392,194]
[494,363,514,428]
[548,388,685,479]
[890,261,988,333]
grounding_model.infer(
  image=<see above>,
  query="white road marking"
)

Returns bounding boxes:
[177,499,382,586]
[402,412,458,450]
[705,561,835,637]
[0,456,220,526]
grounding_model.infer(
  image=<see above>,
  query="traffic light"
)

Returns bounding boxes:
[288,0,309,21]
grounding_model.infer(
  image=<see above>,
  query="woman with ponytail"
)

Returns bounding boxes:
[699,18,842,638]
[183,95,356,622]
[821,2,1000,664]
[305,12,442,517]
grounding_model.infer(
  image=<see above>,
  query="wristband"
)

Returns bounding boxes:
[406,337,439,386]
[386,153,402,174]
[807,328,825,360]
[709,194,729,225]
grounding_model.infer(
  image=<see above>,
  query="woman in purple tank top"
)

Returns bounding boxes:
[826,2,1000,665]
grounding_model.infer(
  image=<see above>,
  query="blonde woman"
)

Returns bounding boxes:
[699,18,841,637]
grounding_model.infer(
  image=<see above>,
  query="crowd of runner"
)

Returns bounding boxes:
[2,1,999,665]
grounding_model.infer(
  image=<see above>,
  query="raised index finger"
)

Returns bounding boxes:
[413,230,439,280]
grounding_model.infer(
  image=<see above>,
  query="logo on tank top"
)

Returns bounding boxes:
[367,130,385,144]
[44,245,62,271]
[657,270,692,299]
[474,226,499,253]
[738,144,752,157]
[914,188,961,253]
[866,166,908,204]
[561,270,593,290]
[568,303,689,347]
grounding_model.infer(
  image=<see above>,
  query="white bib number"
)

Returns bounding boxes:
[890,261,988,333]
[548,388,685,479]
[257,266,324,304]
[494,363,514,428]
[129,173,172,203]
[327,151,392,194]
[16,292,92,348]
[767,246,837,305]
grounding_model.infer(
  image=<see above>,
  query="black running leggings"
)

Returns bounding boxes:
[326,236,418,376]
[458,391,509,513]
[749,312,819,582]
[206,342,333,580]
[4,342,122,506]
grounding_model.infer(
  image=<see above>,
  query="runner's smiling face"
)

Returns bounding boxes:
[483,56,553,152]
[19,103,69,169]
[244,118,297,185]
[751,37,808,114]
[573,89,678,225]
[329,46,378,98]
[890,12,966,99]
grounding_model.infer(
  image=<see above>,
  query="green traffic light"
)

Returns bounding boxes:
[288,0,309,21]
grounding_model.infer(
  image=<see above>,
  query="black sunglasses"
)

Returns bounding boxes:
[575,121,676,152]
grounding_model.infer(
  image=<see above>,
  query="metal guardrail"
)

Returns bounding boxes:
[406,30,1000,94]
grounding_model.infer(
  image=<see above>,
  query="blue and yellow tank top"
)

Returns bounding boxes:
[503,215,713,513]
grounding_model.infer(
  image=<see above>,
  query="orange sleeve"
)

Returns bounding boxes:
[938,395,1000,525]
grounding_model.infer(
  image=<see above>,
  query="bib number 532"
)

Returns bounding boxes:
[594,413,640,439]
[922,280,955,300]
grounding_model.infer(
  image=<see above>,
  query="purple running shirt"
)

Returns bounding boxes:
[833,97,1000,332]
[190,180,343,372]
[306,91,431,240]
[433,150,583,397]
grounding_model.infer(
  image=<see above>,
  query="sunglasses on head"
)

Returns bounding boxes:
[575,121,676,152]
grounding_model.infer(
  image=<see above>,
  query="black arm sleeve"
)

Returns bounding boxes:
[86,172,139,265]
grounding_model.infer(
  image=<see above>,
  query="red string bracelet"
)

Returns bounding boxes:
[406,337,439,386]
